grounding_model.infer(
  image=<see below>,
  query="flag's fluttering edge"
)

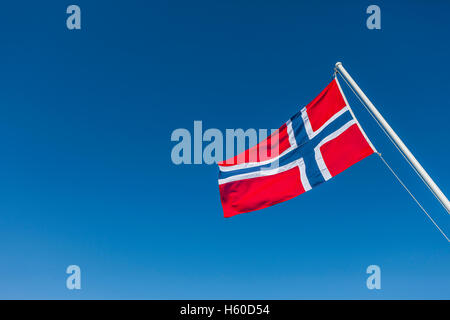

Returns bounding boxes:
[218,78,376,218]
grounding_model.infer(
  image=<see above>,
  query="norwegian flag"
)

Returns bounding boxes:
[218,78,376,218]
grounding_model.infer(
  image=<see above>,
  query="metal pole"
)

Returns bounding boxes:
[335,62,450,214]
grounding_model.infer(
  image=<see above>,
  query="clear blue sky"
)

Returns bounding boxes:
[0,1,449,299]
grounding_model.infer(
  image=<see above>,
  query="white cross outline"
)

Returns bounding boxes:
[219,78,377,186]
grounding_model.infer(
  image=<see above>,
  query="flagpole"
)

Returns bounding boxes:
[335,62,450,214]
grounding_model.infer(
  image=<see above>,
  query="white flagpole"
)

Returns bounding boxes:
[335,62,450,214]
